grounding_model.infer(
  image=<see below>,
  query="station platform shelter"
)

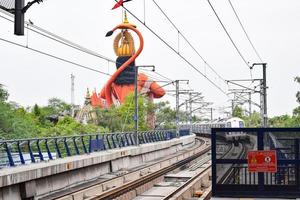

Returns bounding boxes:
[211,127,300,199]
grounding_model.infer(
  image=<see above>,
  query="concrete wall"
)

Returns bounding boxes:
[0,135,195,200]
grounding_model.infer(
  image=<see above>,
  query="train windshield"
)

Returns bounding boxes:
[239,121,244,127]
[226,122,231,127]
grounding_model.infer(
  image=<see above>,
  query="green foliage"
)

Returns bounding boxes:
[154,101,176,129]
[269,115,295,127]
[47,98,71,115]
[95,94,150,132]
[0,102,39,139]
[293,76,300,116]
[244,111,261,127]
[41,116,103,137]
[0,86,106,140]
[0,84,8,102]
[293,106,300,116]
[2,74,300,139]
[232,106,244,119]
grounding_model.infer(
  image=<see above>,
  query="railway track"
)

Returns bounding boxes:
[218,141,247,184]
[160,158,211,200]
[50,137,210,200]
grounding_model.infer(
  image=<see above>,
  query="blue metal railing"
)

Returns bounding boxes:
[0,129,190,167]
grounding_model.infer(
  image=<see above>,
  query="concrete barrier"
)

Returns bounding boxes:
[0,134,195,200]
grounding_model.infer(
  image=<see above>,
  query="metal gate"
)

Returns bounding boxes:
[211,127,300,198]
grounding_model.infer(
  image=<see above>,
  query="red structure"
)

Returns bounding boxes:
[91,14,165,110]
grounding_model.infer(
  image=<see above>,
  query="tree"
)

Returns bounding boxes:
[293,76,300,116]
[94,94,151,132]
[154,101,176,129]
[0,84,8,102]
[232,106,244,119]
[0,102,39,139]
[244,111,261,127]
[33,104,41,116]
[0,85,107,139]
[47,98,71,115]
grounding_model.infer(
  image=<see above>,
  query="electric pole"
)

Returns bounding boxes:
[175,80,179,136]
[134,65,155,145]
[174,80,189,137]
[71,74,75,117]
[189,92,192,124]
[134,66,138,144]
[227,79,263,124]
[185,100,189,123]
[252,63,268,127]
[248,92,252,116]
[187,92,203,124]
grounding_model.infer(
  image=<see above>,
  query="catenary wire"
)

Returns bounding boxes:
[0,37,112,76]
[152,0,225,81]
[228,0,263,62]
[207,0,251,69]
[118,2,228,95]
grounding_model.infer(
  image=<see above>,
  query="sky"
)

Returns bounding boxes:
[0,0,299,118]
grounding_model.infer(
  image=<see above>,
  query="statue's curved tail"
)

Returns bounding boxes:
[105,24,144,108]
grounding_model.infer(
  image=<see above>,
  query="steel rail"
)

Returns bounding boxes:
[87,138,210,200]
[218,142,246,184]
[45,137,206,200]
[162,163,211,200]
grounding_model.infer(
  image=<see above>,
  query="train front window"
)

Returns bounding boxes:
[226,122,231,127]
[239,121,244,127]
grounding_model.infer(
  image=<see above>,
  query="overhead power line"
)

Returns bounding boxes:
[140,68,173,82]
[0,10,175,83]
[227,0,263,62]
[118,1,228,95]
[0,11,116,63]
[152,0,225,82]
[0,36,173,85]
[207,0,251,69]
[0,36,112,76]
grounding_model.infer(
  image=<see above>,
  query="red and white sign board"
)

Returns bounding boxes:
[247,150,277,173]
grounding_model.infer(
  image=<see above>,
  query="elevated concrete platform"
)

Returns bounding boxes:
[0,134,195,200]
[212,198,300,200]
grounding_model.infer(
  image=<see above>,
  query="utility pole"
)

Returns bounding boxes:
[175,80,180,137]
[252,63,268,127]
[227,79,263,121]
[262,63,267,127]
[134,66,138,145]
[174,80,189,137]
[185,100,189,123]
[185,92,204,124]
[210,108,213,121]
[189,92,192,124]
[259,80,264,126]
[134,65,155,145]
[231,99,235,116]
[248,92,252,116]
[15,0,25,35]
[71,74,75,117]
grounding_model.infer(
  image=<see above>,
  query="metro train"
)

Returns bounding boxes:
[180,117,247,141]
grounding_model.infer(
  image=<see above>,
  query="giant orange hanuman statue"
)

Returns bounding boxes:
[90,14,165,112]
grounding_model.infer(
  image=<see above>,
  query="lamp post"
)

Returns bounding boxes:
[134,65,155,145]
